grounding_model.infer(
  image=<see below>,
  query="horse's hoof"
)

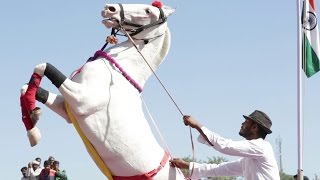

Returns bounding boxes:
[27,126,41,147]
[29,107,41,125]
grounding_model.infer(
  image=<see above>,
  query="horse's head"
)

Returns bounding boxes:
[101,2,175,39]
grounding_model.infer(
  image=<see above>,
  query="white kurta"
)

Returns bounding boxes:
[189,127,280,180]
[27,166,42,180]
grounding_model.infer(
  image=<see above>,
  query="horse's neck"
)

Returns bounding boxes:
[105,28,171,88]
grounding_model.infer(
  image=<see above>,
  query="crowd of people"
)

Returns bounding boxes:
[20,156,68,180]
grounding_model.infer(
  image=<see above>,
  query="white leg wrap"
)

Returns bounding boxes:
[34,63,47,77]
[20,84,28,95]
[27,126,41,147]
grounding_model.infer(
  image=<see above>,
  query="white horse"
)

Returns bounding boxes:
[20,1,186,180]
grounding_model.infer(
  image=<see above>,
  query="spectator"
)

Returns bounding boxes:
[52,161,68,180]
[27,160,42,180]
[35,157,41,164]
[39,160,56,180]
[294,174,309,180]
[48,156,55,169]
[35,157,42,169]
[21,166,29,180]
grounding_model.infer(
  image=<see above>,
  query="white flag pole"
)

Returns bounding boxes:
[296,0,304,179]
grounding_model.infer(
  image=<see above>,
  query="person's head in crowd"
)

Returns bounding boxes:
[35,157,41,164]
[31,160,40,171]
[294,174,309,180]
[21,166,28,178]
[43,160,51,171]
[48,156,55,168]
[52,160,60,171]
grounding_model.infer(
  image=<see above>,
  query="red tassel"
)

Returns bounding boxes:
[152,1,163,8]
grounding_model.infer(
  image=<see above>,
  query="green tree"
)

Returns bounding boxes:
[205,156,237,180]
[279,172,294,180]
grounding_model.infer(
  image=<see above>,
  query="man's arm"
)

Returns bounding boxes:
[183,115,214,146]
[184,115,268,158]
[190,159,243,179]
[170,158,243,179]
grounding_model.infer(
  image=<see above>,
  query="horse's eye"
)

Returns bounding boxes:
[145,9,151,14]
[108,6,116,12]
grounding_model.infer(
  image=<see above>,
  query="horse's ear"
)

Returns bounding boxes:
[162,6,175,17]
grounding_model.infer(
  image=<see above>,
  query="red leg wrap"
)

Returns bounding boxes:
[24,73,42,112]
[20,95,33,130]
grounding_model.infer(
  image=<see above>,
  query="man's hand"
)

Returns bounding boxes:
[183,115,202,129]
[169,158,190,169]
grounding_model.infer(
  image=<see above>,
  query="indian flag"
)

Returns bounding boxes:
[302,0,320,78]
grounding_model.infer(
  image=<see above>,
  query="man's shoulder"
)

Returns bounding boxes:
[251,138,270,144]
[249,138,273,150]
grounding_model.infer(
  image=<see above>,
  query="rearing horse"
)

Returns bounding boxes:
[20,2,186,180]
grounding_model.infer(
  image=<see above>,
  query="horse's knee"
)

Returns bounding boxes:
[34,63,47,77]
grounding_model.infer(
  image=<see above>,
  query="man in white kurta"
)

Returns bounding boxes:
[27,160,42,180]
[170,110,280,180]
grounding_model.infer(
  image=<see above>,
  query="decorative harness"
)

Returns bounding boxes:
[90,50,143,93]
[65,3,175,180]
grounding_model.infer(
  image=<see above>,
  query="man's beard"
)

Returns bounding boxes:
[239,128,253,139]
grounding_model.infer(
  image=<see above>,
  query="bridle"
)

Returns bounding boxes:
[117,3,167,37]
[100,4,167,50]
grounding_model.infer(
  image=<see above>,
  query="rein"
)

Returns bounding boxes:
[119,19,197,163]
[99,3,197,163]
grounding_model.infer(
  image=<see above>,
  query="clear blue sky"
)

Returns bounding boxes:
[2,0,320,179]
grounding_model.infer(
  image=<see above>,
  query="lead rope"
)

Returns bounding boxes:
[141,96,171,156]
[119,26,196,164]
[141,96,189,179]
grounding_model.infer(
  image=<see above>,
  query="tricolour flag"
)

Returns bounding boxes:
[302,0,320,77]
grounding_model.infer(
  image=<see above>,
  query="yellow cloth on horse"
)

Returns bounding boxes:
[65,102,113,180]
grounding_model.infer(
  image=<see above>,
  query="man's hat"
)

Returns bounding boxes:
[243,110,272,134]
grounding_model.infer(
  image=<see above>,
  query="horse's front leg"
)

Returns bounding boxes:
[26,85,72,123]
[21,63,68,146]
[21,70,44,128]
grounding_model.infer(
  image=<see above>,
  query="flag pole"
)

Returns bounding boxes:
[296,0,304,179]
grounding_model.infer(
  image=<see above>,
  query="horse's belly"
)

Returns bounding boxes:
[74,97,165,176]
